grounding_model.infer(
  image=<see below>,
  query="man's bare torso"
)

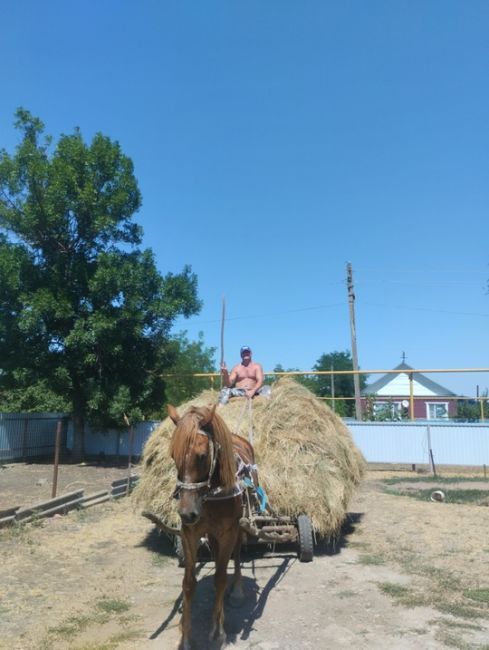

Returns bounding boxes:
[231,362,262,390]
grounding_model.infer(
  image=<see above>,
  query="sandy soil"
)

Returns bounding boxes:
[0,461,132,511]
[0,469,488,650]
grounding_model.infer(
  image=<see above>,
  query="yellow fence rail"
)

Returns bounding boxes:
[162,368,489,421]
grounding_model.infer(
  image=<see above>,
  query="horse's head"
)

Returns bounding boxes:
[168,403,235,526]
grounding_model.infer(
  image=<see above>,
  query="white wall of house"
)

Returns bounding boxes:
[375,373,439,396]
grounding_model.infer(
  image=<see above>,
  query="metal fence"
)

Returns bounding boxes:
[0,413,68,462]
[348,421,489,467]
[2,414,489,469]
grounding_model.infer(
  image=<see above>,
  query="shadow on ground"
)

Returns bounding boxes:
[149,557,292,649]
[142,511,363,647]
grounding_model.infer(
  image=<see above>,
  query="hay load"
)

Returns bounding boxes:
[133,378,365,536]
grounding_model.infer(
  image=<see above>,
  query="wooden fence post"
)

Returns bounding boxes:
[51,420,63,498]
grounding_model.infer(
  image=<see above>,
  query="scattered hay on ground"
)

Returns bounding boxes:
[132,378,365,536]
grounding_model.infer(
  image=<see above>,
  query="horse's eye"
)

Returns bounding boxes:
[197,453,207,462]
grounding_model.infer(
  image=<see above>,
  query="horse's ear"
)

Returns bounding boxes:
[167,404,180,425]
[200,403,217,427]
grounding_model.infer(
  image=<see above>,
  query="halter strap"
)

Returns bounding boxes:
[175,429,219,491]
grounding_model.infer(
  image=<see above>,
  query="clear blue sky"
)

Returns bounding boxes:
[1,1,488,395]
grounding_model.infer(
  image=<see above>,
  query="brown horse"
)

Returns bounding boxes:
[168,403,256,650]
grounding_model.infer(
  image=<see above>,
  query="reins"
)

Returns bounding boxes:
[234,398,254,446]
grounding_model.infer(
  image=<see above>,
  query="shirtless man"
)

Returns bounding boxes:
[219,346,270,405]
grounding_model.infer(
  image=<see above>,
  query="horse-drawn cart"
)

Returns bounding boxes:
[238,475,314,563]
[147,471,315,566]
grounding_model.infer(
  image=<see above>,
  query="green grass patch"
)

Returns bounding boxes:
[46,597,133,642]
[463,588,489,604]
[382,476,488,485]
[437,601,483,620]
[95,598,131,614]
[377,582,426,607]
[73,630,141,650]
[384,487,488,505]
[434,618,483,632]
[49,614,97,638]
[358,554,385,566]
[435,629,469,649]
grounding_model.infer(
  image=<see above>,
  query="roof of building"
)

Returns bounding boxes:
[361,362,457,397]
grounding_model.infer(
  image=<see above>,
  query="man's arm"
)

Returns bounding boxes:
[221,363,238,388]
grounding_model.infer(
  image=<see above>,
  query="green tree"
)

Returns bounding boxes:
[272,364,316,391]
[0,109,201,460]
[163,331,216,407]
[309,350,368,417]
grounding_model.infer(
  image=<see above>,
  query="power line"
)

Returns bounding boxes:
[182,302,347,325]
[360,301,489,318]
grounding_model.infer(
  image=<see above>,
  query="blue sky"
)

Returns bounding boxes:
[1,1,488,395]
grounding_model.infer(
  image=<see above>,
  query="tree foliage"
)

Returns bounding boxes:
[163,331,216,409]
[309,350,368,417]
[0,109,201,459]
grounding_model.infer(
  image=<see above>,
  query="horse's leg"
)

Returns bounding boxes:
[230,532,244,601]
[180,528,199,650]
[210,528,238,641]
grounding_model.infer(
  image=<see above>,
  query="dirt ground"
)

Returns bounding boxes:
[1,465,489,650]
[0,460,132,511]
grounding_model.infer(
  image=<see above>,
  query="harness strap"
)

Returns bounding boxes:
[175,430,219,492]
[234,399,248,436]
[247,398,253,445]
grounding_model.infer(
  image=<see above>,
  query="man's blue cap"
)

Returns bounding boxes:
[240,346,251,354]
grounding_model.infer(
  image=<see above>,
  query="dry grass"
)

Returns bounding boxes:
[132,378,365,536]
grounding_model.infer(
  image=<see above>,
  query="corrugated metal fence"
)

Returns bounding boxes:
[0,413,68,462]
[348,421,489,466]
[2,414,488,467]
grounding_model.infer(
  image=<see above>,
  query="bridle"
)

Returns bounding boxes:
[174,429,220,496]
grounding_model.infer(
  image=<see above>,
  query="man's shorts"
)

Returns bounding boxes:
[218,385,271,405]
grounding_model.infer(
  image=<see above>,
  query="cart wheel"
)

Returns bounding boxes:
[174,535,185,567]
[297,514,314,563]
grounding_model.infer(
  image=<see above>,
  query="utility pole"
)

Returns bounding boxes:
[347,262,362,420]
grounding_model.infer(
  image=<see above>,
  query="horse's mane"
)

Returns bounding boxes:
[169,405,237,491]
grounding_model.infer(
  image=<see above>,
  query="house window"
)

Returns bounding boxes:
[427,402,449,420]
[373,401,402,419]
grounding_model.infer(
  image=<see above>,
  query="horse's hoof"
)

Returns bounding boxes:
[209,623,225,642]
[229,587,245,607]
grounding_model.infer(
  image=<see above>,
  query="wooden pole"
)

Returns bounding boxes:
[123,414,134,496]
[409,372,415,420]
[427,425,436,476]
[331,363,335,412]
[220,296,226,388]
[51,420,62,499]
[347,263,362,420]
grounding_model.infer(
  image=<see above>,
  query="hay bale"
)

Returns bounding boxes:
[132,378,365,537]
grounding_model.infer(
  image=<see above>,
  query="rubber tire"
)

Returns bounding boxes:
[174,535,185,567]
[297,514,314,563]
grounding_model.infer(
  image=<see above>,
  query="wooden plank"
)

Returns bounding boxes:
[0,515,16,528]
[81,494,111,508]
[16,489,84,521]
[111,476,139,488]
[17,496,85,523]
[82,490,109,503]
[0,506,20,519]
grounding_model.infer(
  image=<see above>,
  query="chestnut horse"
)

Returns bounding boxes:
[167,403,256,650]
